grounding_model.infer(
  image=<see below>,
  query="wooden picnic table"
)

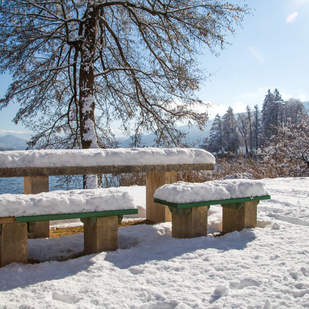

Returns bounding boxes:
[0,148,215,237]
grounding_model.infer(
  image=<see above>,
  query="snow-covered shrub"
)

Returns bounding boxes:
[224,173,253,180]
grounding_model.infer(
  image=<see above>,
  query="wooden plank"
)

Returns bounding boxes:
[14,208,138,223]
[154,195,271,209]
[0,217,15,224]
[0,163,214,177]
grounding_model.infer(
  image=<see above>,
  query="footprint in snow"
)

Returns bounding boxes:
[209,285,229,303]
[52,291,79,304]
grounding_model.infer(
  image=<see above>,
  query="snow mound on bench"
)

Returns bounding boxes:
[154,179,269,204]
[0,188,136,217]
[0,148,215,168]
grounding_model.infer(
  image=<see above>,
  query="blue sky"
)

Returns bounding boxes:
[0,0,308,135]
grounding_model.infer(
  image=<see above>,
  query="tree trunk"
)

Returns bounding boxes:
[79,5,99,189]
[79,5,99,150]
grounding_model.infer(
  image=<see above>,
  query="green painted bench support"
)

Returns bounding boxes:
[154,195,270,238]
[0,208,137,267]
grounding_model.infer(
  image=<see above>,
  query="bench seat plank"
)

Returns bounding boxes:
[154,195,271,209]
[0,217,15,224]
[14,208,138,223]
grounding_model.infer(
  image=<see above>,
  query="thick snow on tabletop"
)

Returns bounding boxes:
[0,187,136,217]
[154,179,269,204]
[0,148,215,168]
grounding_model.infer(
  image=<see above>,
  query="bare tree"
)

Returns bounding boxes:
[262,120,309,177]
[0,0,247,186]
[284,98,308,125]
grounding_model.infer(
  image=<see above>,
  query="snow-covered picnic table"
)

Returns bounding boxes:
[0,148,215,266]
[0,148,215,227]
[154,179,271,238]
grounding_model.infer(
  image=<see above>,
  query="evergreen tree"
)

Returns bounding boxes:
[247,105,253,153]
[273,88,285,127]
[237,112,249,154]
[222,107,239,153]
[262,88,284,142]
[208,114,223,153]
[262,89,274,141]
[253,104,261,153]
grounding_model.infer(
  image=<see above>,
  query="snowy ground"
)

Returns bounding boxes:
[1,177,309,308]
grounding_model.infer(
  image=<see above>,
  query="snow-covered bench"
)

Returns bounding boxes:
[0,148,215,237]
[0,188,137,267]
[154,180,271,238]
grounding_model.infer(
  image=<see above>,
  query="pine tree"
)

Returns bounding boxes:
[222,107,239,153]
[262,88,284,142]
[253,104,261,153]
[273,88,285,127]
[247,106,253,153]
[208,114,223,154]
[237,112,249,154]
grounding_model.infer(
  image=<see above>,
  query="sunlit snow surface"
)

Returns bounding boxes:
[154,179,268,204]
[1,178,309,308]
[0,148,215,168]
[0,187,136,217]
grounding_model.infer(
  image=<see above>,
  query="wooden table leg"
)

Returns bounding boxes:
[146,171,177,223]
[24,176,50,238]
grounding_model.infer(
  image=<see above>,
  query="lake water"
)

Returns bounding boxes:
[0,176,84,194]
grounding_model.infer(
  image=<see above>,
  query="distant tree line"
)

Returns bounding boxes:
[0,147,16,151]
[202,89,308,156]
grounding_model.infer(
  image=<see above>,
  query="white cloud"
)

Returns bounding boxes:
[281,92,308,102]
[286,12,299,23]
[206,101,248,119]
[0,129,28,134]
[206,103,227,119]
[247,46,264,63]
[299,94,308,101]
[289,0,309,8]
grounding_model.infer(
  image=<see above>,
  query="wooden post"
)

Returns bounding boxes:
[222,200,258,234]
[146,171,177,223]
[82,216,118,254]
[24,176,50,238]
[0,223,28,267]
[171,206,209,238]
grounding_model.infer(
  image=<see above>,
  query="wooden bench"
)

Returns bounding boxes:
[0,148,215,238]
[0,188,137,267]
[153,180,271,238]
